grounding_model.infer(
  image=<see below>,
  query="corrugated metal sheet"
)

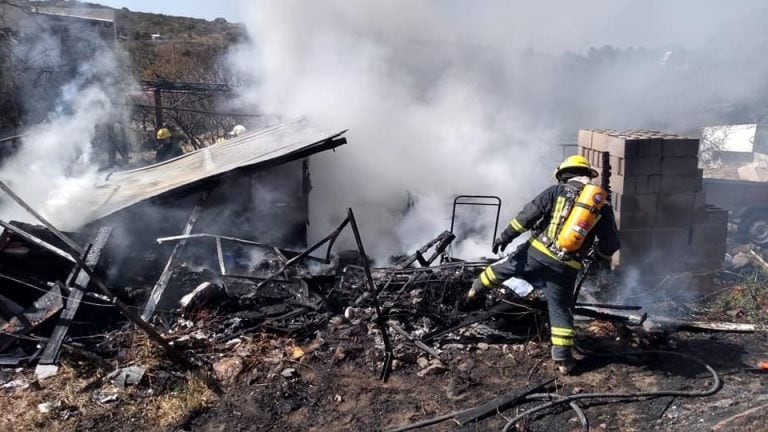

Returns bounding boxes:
[82,121,346,223]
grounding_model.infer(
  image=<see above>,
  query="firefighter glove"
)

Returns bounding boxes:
[491,230,517,254]
[492,236,510,254]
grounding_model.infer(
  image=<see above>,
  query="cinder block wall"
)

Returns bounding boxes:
[578,129,727,283]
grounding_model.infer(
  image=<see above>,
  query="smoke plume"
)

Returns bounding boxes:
[228,1,768,261]
[0,11,132,230]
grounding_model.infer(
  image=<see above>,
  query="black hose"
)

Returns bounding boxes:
[385,408,470,432]
[501,350,722,432]
[384,393,587,432]
[523,393,588,432]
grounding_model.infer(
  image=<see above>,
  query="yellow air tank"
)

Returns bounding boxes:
[556,184,607,253]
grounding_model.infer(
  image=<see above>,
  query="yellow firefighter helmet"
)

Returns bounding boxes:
[156,128,171,140]
[555,155,598,181]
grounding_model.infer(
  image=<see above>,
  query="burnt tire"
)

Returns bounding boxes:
[744,215,768,246]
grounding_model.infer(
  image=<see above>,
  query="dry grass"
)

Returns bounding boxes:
[710,271,768,324]
[0,328,224,432]
[146,373,218,428]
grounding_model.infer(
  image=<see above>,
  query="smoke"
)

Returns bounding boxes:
[228,1,768,262]
[0,11,132,230]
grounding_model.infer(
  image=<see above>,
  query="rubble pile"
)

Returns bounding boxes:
[0,164,766,430]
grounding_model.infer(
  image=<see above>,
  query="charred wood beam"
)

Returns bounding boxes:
[574,302,641,311]
[422,302,516,342]
[142,191,210,321]
[0,181,84,255]
[575,306,760,333]
[0,220,77,263]
[0,284,64,351]
[0,187,194,369]
[397,230,456,268]
[388,322,443,362]
[36,226,112,376]
[156,232,308,263]
[215,237,226,275]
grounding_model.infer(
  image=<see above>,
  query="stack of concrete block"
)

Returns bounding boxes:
[577,129,728,279]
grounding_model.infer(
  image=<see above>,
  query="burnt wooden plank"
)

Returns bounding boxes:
[0,284,64,350]
[141,191,209,321]
[37,226,112,367]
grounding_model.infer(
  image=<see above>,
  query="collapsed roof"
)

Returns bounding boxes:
[80,121,347,224]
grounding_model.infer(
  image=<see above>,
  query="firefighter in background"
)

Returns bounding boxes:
[468,155,620,374]
[154,127,183,162]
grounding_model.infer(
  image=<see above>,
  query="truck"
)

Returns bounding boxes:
[703,178,768,246]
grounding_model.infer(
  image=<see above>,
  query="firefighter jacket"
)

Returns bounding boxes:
[499,179,620,270]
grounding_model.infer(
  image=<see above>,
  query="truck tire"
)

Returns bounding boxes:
[743,214,768,246]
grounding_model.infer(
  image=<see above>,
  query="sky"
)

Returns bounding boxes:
[91,0,767,54]
[93,0,238,22]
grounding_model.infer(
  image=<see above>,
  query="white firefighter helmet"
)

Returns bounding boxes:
[232,124,246,136]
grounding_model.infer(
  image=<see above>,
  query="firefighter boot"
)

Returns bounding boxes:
[467,278,486,301]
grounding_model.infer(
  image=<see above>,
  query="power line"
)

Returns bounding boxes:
[131,103,262,118]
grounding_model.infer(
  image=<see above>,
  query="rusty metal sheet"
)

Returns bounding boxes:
[81,121,347,223]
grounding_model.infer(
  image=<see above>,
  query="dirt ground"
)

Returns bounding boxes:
[2,274,768,432]
[185,328,768,432]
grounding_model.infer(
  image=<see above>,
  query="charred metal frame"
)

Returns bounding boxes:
[449,195,502,254]
[250,208,396,381]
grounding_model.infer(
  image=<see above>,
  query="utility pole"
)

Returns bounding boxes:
[153,82,163,129]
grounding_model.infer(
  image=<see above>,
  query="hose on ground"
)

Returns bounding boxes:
[384,392,587,432]
[500,349,722,432]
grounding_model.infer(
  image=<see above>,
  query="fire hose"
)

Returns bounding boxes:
[385,348,720,432]
[500,349,722,432]
[385,392,588,432]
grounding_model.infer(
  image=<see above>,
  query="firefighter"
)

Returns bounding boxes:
[468,155,620,374]
[154,127,183,162]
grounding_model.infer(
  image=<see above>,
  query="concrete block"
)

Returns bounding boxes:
[591,133,623,153]
[615,193,657,229]
[619,193,658,213]
[658,175,701,193]
[619,229,655,252]
[662,140,676,157]
[636,139,663,158]
[656,192,696,227]
[625,157,662,176]
[660,139,700,157]
[635,175,661,194]
[608,174,635,194]
[672,139,700,157]
[661,157,699,176]
[653,227,692,249]
[608,156,622,175]
[615,210,652,229]
[578,129,593,148]
[694,190,706,211]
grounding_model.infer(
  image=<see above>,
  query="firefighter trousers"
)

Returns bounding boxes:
[473,243,579,360]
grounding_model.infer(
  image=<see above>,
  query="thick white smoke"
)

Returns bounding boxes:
[229,1,565,260]
[0,17,130,230]
[229,1,768,262]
